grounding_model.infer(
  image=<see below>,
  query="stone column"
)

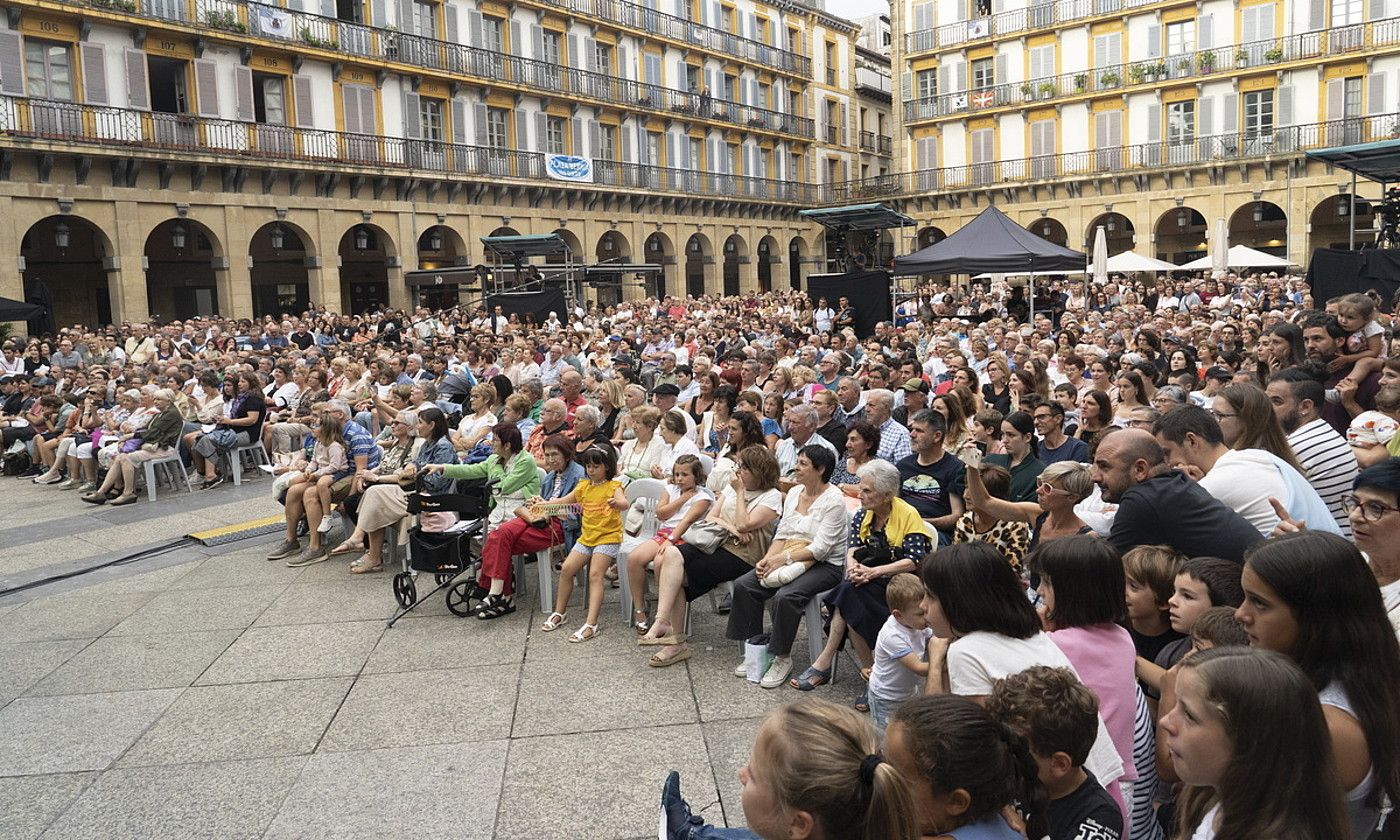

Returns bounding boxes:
[387,212,414,312]
[111,201,150,324]
[218,204,253,318]
[311,209,344,313]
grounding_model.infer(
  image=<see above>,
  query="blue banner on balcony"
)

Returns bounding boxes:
[545,155,593,183]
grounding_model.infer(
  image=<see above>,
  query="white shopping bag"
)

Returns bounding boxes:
[744,635,772,683]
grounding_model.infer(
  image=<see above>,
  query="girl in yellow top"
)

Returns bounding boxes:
[539,446,628,642]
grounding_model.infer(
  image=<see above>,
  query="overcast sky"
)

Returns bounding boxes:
[827,0,891,22]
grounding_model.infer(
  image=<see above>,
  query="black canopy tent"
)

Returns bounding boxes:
[892,205,1088,323]
[1306,137,1400,250]
[0,295,44,322]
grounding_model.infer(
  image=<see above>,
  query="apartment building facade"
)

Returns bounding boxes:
[0,0,866,324]
[876,0,1397,266]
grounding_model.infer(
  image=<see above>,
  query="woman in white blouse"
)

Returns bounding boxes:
[618,406,665,481]
[650,409,700,480]
[725,444,849,689]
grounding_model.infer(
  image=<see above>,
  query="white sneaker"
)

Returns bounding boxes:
[733,661,749,678]
[760,657,793,689]
[317,514,336,534]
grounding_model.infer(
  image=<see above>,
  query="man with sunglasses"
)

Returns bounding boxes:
[1032,402,1088,465]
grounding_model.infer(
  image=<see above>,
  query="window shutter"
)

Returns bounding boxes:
[995,53,1008,85]
[234,66,255,121]
[1369,72,1388,115]
[668,132,678,168]
[319,0,336,19]
[675,59,688,90]
[510,21,523,56]
[1371,0,1387,21]
[618,44,631,79]
[1095,111,1109,149]
[1221,92,1237,133]
[0,29,22,96]
[571,116,583,154]
[1309,0,1325,30]
[1260,6,1276,38]
[636,122,648,163]
[1277,85,1294,125]
[535,112,547,150]
[585,38,597,72]
[587,121,599,157]
[1146,24,1161,58]
[839,102,848,144]
[531,24,543,59]
[370,0,387,28]
[621,121,634,161]
[1326,78,1345,120]
[1147,103,1161,141]
[1094,34,1107,67]
[954,61,966,91]
[403,91,421,138]
[293,74,315,127]
[1197,15,1213,49]
[451,97,467,144]
[473,102,488,144]
[1198,96,1213,136]
[915,136,928,169]
[955,0,967,22]
[80,43,108,105]
[938,64,949,96]
[514,109,528,149]
[1241,8,1258,43]
[397,0,414,34]
[125,48,150,110]
[440,3,456,43]
[467,11,482,46]
[902,71,911,100]
[194,58,219,116]
[568,34,580,69]
[343,85,361,133]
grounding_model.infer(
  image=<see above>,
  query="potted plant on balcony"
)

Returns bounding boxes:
[92,0,138,11]
[1099,71,1120,88]
[1129,63,1146,84]
[1175,57,1192,76]
[1151,60,1168,80]
[1074,73,1087,92]
[1264,46,1284,63]
[205,9,247,33]
[1235,48,1249,67]
[1038,81,1056,99]
[1197,51,1216,72]
[1021,83,1034,99]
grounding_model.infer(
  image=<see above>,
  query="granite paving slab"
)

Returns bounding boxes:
[105,583,288,635]
[363,613,527,674]
[0,590,155,643]
[513,650,699,737]
[0,639,91,707]
[319,664,519,752]
[195,620,384,684]
[25,629,238,696]
[253,579,398,626]
[0,689,181,776]
[0,771,96,840]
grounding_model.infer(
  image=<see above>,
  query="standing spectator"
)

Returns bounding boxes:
[1266,368,1358,535]
[895,409,965,544]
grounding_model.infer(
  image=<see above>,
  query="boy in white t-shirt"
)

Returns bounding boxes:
[867,573,934,729]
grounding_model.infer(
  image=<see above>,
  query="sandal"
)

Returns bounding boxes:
[541,612,567,632]
[633,610,651,634]
[329,540,365,557]
[790,665,832,691]
[567,623,602,643]
[475,595,516,620]
[854,690,870,714]
[348,557,383,574]
[649,646,692,667]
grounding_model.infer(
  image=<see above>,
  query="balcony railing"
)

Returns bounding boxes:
[907,0,1166,55]
[905,19,1400,123]
[856,66,892,95]
[830,113,1400,202]
[539,0,810,75]
[859,130,875,151]
[0,95,817,203]
[879,135,892,154]
[50,0,813,139]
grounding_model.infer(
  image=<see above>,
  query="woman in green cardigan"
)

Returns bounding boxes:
[425,423,541,618]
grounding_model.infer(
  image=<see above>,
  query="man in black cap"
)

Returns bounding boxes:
[893,377,929,428]
[650,382,695,438]
[1190,365,1234,407]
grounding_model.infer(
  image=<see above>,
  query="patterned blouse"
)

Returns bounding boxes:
[848,498,935,569]
[952,511,1031,571]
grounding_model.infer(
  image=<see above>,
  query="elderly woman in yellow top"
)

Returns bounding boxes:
[792,459,934,701]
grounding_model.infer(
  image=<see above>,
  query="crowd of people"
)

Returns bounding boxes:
[4,268,1400,839]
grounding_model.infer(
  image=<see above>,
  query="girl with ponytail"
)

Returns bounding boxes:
[662,696,917,840]
[888,693,1046,839]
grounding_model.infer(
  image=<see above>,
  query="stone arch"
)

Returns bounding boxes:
[21,215,116,328]
[144,218,223,320]
[339,223,397,314]
[722,233,748,296]
[417,225,468,269]
[1153,207,1208,264]
[593,231,633,308]
[787,234,808,291]
[644,231,674,299]
[1227,200,1288,258]
[757,235,780,293]
[249,220,312,317]
[685,233,712,298]
[1026,219,1067,247]
[1310,194,1375,253]
[1083,212,1135,255]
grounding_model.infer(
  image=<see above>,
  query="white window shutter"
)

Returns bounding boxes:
[510,21,523,56]
[234,66,255,121]
[902,71,911,100]
[1309,0,1325,30]
[954,61,966,92]
[1221,92,1237,133]
[1198,96,1213,136]
[1198,15,1213,49]
[370,0,387,28]
[1369,72,1388,115]
[1327,78,1345,120]
[319,0,335,19]
[514,109,528,149]
[343,85,361,133]
[1241,8,1258,44]
[571,116,582,154]
[995,53,1008,85]
[1146,24,1161,58]
[535,114,547,151]
[451,97,467,144]
[938,65,949,97]
[568,34,580,69]
[404,92,421,139]
[125,48,150,110]
[444,4,458,43]
[293,75,314,127]
[0,29,22,96]
[397,0,414,34]
[1277,85,1294,125]
[467,11,482,47]
[1371,0,1387,22]
[530,25,543,59]
[587,122,600,158]
[473,102,488,144]
[585,38,597,72]
[80,43,108,105]
[621,121,634,161]
[1147,104,1161,141]
[194,58,219,117]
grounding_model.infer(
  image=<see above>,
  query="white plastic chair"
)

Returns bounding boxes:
[140,451,192,502]
[228,441,271,486]
[616,478,666,622]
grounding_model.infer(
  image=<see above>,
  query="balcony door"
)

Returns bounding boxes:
[148,56,196,146]
[1167,100,1196,164]
[24,39,82,136]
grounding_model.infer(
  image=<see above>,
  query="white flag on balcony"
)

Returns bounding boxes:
[545,154,594,183]
[257,7,294,38]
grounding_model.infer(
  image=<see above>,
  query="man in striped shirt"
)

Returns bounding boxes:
[1267,369,1358,538]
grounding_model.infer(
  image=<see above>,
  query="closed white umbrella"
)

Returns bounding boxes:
[1211,218,1229,276]
[1092,226,1109,289]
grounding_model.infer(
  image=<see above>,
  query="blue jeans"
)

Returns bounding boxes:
[867,693,898,730]
[681,825,760,840]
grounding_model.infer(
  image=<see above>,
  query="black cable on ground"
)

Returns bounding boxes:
[0,537,194,599]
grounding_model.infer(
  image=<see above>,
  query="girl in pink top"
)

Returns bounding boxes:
[1030,535,1140,824]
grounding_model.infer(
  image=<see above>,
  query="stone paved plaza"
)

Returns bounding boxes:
[0,476,862,839]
